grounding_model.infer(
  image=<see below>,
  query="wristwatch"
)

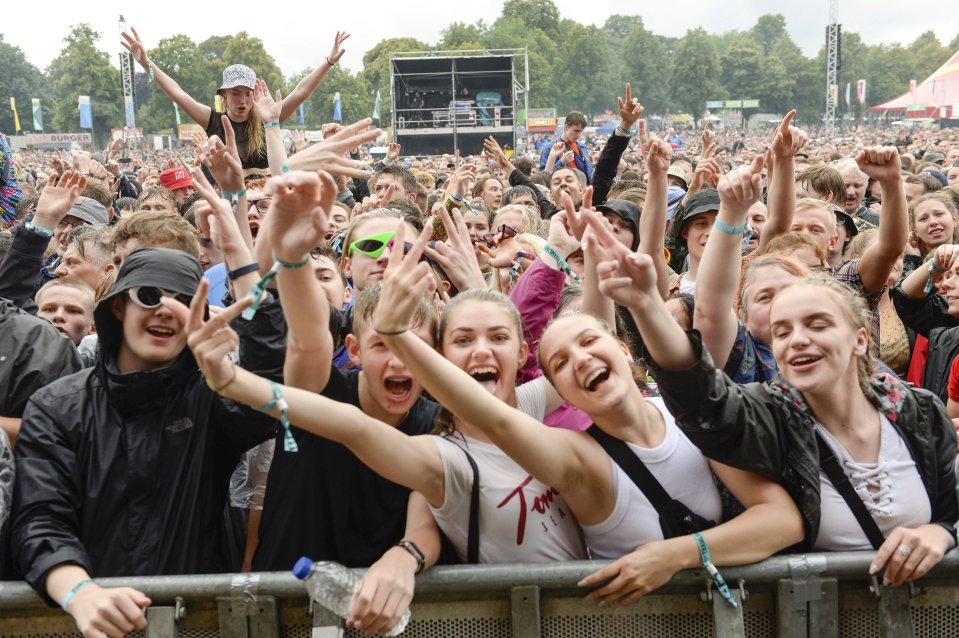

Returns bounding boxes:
[395,540,426,574]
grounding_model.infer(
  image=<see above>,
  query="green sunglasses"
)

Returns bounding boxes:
[347,231,397,258]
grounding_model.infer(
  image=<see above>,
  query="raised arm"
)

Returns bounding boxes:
[199,115,253,251]
[252,79,289,176]
[279,32,348,122]
[760,110,806,251]
[121,28,211,126]
[374,226,607,499]
[640,129,672,301]
[855,146,909,294]
[693,156,764,369]
[174,287,445,504]
[591,83,642,205]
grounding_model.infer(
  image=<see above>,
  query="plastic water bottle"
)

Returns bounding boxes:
[293,557,411,636]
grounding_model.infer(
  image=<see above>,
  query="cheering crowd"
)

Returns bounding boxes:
[1,25,959,638]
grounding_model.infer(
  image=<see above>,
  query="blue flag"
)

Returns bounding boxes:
[79,96,93,129]
[332,92,342,123]
[297,102,305,125]
[125,95,136,128]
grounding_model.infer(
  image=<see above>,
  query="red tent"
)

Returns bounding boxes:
[869,50,959,118]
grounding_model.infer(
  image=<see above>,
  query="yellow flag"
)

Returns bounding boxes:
[10,98,21,133]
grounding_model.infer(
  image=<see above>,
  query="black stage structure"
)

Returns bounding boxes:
[390,49,529,156]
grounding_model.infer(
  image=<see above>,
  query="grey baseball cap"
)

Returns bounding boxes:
[218,64,256,91]
[68,196,109,225]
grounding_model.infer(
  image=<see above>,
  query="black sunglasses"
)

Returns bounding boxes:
[482,224,518,246]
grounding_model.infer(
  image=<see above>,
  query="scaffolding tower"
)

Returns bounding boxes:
[119,15,136,129]
[823,0,840,133]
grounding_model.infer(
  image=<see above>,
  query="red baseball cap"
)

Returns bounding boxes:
[159,168,194,191]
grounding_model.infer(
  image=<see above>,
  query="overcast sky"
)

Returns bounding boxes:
[4,0,957,78]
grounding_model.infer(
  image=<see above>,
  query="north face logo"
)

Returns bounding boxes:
[167,417,194,433]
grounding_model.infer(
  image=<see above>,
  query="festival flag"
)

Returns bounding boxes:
[844,83,851,107]
[856,79,866,105]
[79,95,93,129]
[32,98,42,130]
[297,103,305,125]
[9,98,21,133]
[332,92,342,123]
[174,103,182,126]
[372,90,381,122]
[124,95,136,129]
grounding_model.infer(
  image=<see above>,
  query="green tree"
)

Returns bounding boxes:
[721,41,764,99]
[620,23,670,114]
[771,37,821,121]
[865,44,916,106]
[358,37,430,126]
[438,22,488,50]
[138,34,215,132]
[0,35,51,133]
[751,14,787,56]
[222,32,284,93]
[48,24,123,141]
[602,14,647,42]
[484,18,559,109]
[670,29,722,115]
[909,31,949,80]
[949,33,959,52]
[199,35,231,69]
[553,23,616,115]
[501,0,561,39]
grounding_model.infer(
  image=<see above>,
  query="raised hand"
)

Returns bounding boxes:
[34,170,87,228]
[645,135,672,176]
[288,118,380,172]
[617,83,644,130]
[701,123,716,158]
[386,142,402,162]
[687,157,721,194]
[327,31,350,65]
[550,140,565,157]
[373,224,435,335]
[769,110,807,160]
[265,171,336,262]
[200,115,244,193]
[451,161,477,198]
[424,207,486,292]
[856,145,902,184]
[585,212,659,310]
[192,169,247,256]
[482,136,512,173]
[253,78,282,124]
[71,150,92,174]
[717,154,764,217]
[560,150,575,166]
[166,280,253,392]
[120,27,149,68]
[930,243,959,273]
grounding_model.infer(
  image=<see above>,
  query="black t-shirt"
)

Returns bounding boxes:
[205,111,269,170]
[252,365,440,570]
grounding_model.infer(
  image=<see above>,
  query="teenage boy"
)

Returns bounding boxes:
[35,277,96,346]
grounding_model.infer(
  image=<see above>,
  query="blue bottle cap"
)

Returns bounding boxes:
[292,556,314,580]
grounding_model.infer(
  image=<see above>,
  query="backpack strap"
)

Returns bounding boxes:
[448,439,481,563]
[815,431,886,550]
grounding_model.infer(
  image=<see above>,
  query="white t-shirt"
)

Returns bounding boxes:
[678,273,697,296]
[582,398,722,559]
[814,416,931,551]
[427,379,585,563]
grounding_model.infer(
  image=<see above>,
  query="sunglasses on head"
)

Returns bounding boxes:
[482,224,517,246]
[347,231,397,258]
[127,286,193,309]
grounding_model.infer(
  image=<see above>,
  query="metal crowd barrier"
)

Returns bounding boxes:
[1,552,958,637]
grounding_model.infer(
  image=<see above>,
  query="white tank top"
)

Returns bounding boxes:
[582,398,722,559]
[814,415,931,551]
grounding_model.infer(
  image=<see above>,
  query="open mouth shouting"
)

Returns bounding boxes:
[583,367,610,392]
[384,376,413,403]
[469,366,500,394]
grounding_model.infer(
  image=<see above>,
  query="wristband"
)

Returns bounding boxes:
[220,188,247,214]
[615,125,633,137]
[693,532,738,608]
[542,244,581,284]
[254,380,298,453]
[713,219,748,236]
[924,261,947,295]
[450,193,464,202]
[263,121,280,128]
[61,579,93,612]
[240,253,310,320]
[396,540,426,574]
[147,61,154,83]
[227,262,261,281]
[326,56,336,67]
[25,221,54,238]
[273,252,311,270]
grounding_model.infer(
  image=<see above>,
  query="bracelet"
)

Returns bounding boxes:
[326,56,336,67]
[220,188,247,214]
[254,379,299,453]
[281,163,290,174]
[61,579,93,612]
[227,262,261,281]
[208,362,237,393]
[924,261,947,295]
[25,221,54,237]
[542,244,582,284]
[374,327,408,336]
[692,532,738,608]
[713,219,749,235]
[450,192,464,202]
[147,61,154,83]
[263,121,280,128]
[396,540,426,574]
[615,124,633,137]
[273,252,311,269]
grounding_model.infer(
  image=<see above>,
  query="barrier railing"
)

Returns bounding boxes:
[2,552,958,637]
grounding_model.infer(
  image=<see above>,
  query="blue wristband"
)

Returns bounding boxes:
[61,579,93,611]
[713,219,748,236]
[693,532,738,608]
[263,121,280,128]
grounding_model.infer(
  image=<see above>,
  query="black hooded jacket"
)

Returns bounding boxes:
[11,249,278,603]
